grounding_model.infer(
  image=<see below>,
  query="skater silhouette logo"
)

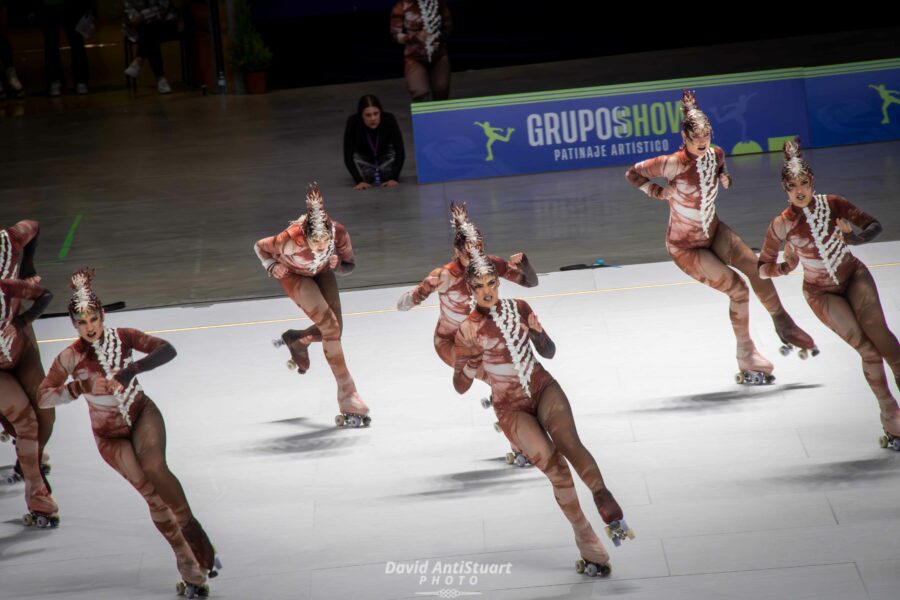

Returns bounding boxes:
[869,83,900,125]
[474,121,515,161]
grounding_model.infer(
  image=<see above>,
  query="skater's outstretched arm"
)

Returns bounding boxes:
[397,265,446,311]
[757,218,796,279]
[4,220,40,279]
[452,323,481,394]
[111,329,175,387]
[37,350,82,408]
[625,155,673,200]
[332,224,356,275]
[520,300,555,359]
[833,196,882,245]
[494,254,538,288]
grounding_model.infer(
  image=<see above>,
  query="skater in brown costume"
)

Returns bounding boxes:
[38,269,220,595]
[451,224,633,577]
[0,276,57,526]
[254,184,369,427]
[625,90,817,384]
[758,139,900,448]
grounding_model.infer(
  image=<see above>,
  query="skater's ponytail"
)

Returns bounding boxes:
[781,137,814,189]
[681,89,712,139]
[68,268,102,319]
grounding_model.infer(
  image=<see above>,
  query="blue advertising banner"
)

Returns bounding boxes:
[411,58,900,184]
[805,59,900,146]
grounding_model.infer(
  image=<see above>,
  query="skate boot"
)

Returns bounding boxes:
[23,488,60,528]
[574,523,611,578]
[735,341,775,385]
[181,517,221,578]
[175,550,209,598]
[594,488,635,547]
[272,329,311,374]
[879,412,900,451]
[772,313,819,359]
[335,391,371,428]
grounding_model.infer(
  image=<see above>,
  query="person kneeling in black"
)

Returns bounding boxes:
[343,94,405,190]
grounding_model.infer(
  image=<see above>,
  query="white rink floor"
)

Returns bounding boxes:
[4,242,900,600]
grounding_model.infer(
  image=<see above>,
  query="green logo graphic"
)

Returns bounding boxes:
[474,121,515,161]
[869,83,900,125]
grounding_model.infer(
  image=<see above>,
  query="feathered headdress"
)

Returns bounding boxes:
[681,89,712,137]
[781,137,814,187]
[292,183,333,239]
[68,268,102,318]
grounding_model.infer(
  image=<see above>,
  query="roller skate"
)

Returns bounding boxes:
[181,518,222,580]
[594,488,635,547]
[879,431,900,451]
[272,329,310,374]
[23,490,60,528]
[735,342,775,385]
[335,391,370,428]
[176,581,210,598]
[574,524,611,578]
[773,313,819,360]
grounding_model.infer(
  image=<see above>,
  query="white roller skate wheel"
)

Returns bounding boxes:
[334,414,345,427]
[575,559,585,574]
[779,345,791,356]
[286,359,297,370]
[480,397,492,409]
[493,422,502,433]
[879,435,889,448]
[515,454,529,468]
[585,562,599,577]
[734,372,744,384]
[22,513,33,526]
[176,581,186,596]
[798,349,808,360]
[347,415,362,428]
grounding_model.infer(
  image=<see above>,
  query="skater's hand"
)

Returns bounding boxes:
[353,182,372,190]
[113,365,138,388]
[781,243,799,274]
[327,254,340,270]
[719,173,732,189]
[382,179,399,188]
[270,264,289,279]
[397,290,416,311]
[527,312,543,333]
[836,218,853,234]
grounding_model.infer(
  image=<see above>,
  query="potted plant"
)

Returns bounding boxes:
[229,0,272,94]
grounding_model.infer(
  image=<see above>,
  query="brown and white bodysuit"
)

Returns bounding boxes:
[759,195,900,434]
[453,298,622,566]
[627,147,813,372]
[39,328,215,586]
[254,220,368,416]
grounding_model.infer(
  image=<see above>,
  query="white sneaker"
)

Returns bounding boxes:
[124,59,141,79]
[49,80,61,97]
[157,77,171,94]
[4,68,22,93]
[75,83,88,95]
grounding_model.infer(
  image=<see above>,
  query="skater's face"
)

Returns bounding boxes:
[784,175,814,208]
[469,273,500,309]
[307,233,331,254]
[682,128,711,157]
[362,106,381,129]
[73,310,104,343]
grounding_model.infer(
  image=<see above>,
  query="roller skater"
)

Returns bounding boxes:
[254,184,369,427]
[759,139,900,449]
[625,90,816,385]
[38,269,221,589]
